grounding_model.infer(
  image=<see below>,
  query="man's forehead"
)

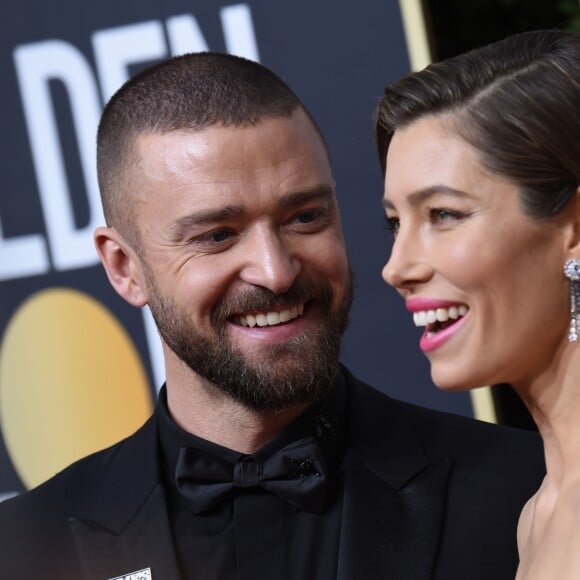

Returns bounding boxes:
[133,114,330,184]
[135,108,324,151]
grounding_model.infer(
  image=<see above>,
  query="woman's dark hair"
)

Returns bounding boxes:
[375,30,580,219]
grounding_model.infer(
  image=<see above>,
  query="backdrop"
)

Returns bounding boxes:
[0,0,473,498]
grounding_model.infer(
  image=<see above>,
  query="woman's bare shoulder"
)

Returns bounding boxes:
[516,477,580,580]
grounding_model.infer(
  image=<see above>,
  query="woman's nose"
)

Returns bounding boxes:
[382,234,432,290]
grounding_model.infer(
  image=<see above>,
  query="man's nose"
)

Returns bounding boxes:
[239,228,301,294]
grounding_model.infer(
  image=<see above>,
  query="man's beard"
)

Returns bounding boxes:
[146,271,353,413]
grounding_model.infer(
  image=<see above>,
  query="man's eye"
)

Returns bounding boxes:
[193,229,234,246]
[210,229,231,242]
[296,209,322,224]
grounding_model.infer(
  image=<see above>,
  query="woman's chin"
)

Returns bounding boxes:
[430,369,485,392]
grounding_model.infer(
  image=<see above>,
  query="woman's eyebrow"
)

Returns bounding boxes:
[383,185,473,210]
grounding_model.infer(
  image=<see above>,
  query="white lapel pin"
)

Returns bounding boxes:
[108,567,152,580]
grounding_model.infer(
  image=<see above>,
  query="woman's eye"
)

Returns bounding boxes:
[429,208,466,223]
[385,215,400,235]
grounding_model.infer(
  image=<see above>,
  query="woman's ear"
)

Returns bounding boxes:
[94,226,148,308]
[564,187,580,259]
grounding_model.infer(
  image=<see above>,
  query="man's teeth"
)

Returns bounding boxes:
[413,305,468,327]
[238,304,305,328]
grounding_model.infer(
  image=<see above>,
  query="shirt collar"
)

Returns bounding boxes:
[156,371,347,480]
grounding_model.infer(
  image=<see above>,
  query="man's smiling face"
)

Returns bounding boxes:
[132,108,352,411]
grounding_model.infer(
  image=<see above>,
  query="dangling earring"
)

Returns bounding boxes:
[564,259,580,342]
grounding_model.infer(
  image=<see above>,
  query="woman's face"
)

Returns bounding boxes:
[382,114,574,391]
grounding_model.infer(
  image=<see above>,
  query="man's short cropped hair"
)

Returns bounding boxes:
[96,52,322,239]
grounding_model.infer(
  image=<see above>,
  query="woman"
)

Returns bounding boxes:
[375,30,580,579]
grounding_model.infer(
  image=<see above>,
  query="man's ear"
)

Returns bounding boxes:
[94,226,148,308]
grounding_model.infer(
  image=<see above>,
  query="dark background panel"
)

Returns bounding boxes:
[423,0,578,61]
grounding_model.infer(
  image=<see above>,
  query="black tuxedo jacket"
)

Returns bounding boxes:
[0,368,544,579]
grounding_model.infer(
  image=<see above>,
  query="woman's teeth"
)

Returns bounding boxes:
[237,304,305,328]
[413,305,468,327]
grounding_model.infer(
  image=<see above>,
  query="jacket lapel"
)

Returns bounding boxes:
[69,483,180,580]
[338,454,450,580]
[67,415,181,580]
[338,370,452,580]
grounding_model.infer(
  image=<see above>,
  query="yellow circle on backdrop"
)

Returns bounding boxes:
[0,288,153,489]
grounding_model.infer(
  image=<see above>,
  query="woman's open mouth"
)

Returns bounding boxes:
[413,304,468,336]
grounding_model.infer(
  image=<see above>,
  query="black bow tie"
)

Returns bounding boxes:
[175,436,328,514]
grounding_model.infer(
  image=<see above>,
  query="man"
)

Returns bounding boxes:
[0,53,543,579]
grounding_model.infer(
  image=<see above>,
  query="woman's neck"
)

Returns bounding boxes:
[515,346,580,485]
